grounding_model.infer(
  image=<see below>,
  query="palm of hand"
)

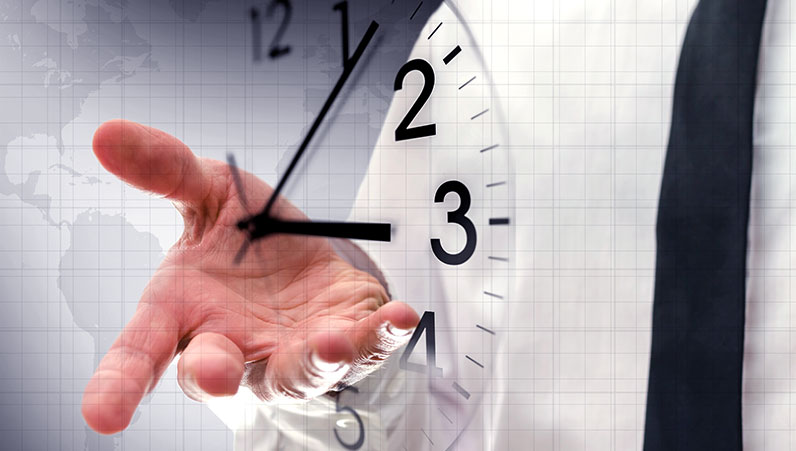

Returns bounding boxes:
[169,156,389,355]
[82,120,418,435]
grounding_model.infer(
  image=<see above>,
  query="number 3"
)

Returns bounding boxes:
[431,180,477,265]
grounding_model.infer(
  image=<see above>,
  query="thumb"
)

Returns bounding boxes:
[92,119,213,206]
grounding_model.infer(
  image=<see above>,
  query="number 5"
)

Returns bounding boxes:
[334,386,365,450]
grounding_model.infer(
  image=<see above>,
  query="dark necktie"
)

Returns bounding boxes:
[644,1,768,450]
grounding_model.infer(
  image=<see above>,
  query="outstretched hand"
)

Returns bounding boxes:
[81,119,418,434]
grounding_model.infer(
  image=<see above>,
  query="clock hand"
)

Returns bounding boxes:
[231,20,380,263]
[241,217,391,242]
[232,217,390,265]
[226,153,250,211]
[260,20,379,218]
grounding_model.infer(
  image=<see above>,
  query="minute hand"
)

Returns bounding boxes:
[259,20,379,217]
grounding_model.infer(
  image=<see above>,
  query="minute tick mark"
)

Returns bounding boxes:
[476,324,496,335]
[410,1,423,20]
[459,76,476,90]
[484,291,504,299]
[452,382,471,400]
[421,428,434,445]
[471,108,489,120]
[488,255,509,262]
[427,22,442,40]
[480,144,499,153]
[438,407,453,424]
[466,355,484,368]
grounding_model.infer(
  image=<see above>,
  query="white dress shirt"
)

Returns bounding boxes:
[457,1,796,449]
[216,1,796,449]
[745,0,796,449]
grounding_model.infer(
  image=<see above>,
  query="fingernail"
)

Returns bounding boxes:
[182,373,209,403]
[308,349,346,374]
[385,321,414,338]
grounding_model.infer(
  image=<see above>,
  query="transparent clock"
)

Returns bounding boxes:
[225,1,514,449]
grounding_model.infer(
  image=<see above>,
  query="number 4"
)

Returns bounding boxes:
[399,311,443,377]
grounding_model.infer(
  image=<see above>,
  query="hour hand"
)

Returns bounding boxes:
[239,215,391,242]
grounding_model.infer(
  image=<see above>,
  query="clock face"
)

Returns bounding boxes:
[235,1,513,449]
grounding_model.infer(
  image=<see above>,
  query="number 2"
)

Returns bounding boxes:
[394,59,437,141]
[266,0,292,59]
[431,180,477,265]
[250,0,292,61]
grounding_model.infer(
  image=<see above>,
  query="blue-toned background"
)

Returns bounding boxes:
[0,0,437,449]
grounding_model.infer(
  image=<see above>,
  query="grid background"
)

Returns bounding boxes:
[7,0,796,450]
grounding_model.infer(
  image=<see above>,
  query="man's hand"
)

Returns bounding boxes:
[81,119,419,434]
